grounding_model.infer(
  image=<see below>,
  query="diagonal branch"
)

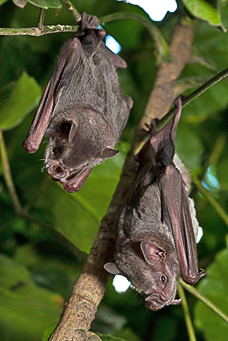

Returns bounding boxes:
[178,284,197,341]
[49,18,195,341]
[180,279,228,324]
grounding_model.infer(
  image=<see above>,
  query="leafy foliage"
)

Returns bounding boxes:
[0,254,63,341]
[0,0,228,340]
[0,72,41,130]
[182,0,226,31]
[194,235,228,341]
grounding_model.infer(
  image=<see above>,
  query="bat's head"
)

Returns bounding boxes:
[44,108,119,192]
[104,240,181,311]
[139,241,181,310]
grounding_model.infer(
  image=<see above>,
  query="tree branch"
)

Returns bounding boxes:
[133,17,194,150]
[0,131,22,214]
[159,66,228,129]
[180,279,228,324]
[0,25,79,36]
[49,18,195,341]
[61,0,81,22]
[178,284,196,341]
[37,8,46,31]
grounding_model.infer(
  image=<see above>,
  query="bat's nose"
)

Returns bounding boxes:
[46,160,69,180]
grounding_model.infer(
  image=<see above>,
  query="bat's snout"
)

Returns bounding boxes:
[46,160,69,180]
[143,289,180,311]
[144,292,166,311]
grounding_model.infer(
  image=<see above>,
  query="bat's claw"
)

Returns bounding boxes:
[182,268,206,285]
[199,269,207,279]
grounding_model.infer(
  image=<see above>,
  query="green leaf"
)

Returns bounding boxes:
[182,0,226,31]
[27,0,61,9]
[42,324,57,341]
[12,0,27,8]
[194,236,228,341]
[34,181,100,254]
[0,254,62,341]
[33,151,126,253]
[0,72,41,131]
[176,120,203,170]
[0,0,8,5]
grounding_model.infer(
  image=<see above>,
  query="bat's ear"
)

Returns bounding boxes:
[99,41,127,69]
[67,120,78,143]
[125,95,133,109]
[140,241,166,265]
[100,147,119,158]
[104,262,122,275]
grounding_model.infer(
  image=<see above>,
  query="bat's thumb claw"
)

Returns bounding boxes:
[22,138,39,153]
[173,96,182,108]
[170,298,182,306]
[199,269,207,279]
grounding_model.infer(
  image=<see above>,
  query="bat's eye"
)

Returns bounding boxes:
[160,275,167,283]
[53,147,59,155]
[59,121,73,140]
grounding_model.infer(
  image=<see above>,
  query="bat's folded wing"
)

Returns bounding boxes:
[160,165,206,285]
[23,38,82,153]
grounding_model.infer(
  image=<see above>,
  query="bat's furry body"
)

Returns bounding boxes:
[105,97,206,310]
[23,13,132,192]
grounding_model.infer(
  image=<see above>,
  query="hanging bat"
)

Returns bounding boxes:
[105,97,206,311]
[23,12,132,193]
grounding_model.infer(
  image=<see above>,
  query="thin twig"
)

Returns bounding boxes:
[179,279,228,324]
[0,131,22,214]
[159,67,228,128]
[134,66,228,153]
[0,25,79,36]
[61,0,81,22]
[0,9,168,58]
[178,284,197,341]
[37,8,46,31]
[208,134,226,167]
[192,175,228,228]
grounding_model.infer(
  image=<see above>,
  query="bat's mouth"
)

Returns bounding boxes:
[46,160,69,180]
[46,160,93,193]
[143,290,181,311]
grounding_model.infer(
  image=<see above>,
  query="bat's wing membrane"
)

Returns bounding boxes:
[150,96,205,285]
[160,165,206,285]
[22,38,82,153]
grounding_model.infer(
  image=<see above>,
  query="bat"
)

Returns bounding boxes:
[23,12,132,193]
[104,97,206,311]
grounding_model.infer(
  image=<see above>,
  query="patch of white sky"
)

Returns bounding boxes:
[105,0,177,54]
[106,0,178,294]
[113,275,131,293]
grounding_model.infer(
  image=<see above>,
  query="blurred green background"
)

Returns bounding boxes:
[0,0,228,340]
